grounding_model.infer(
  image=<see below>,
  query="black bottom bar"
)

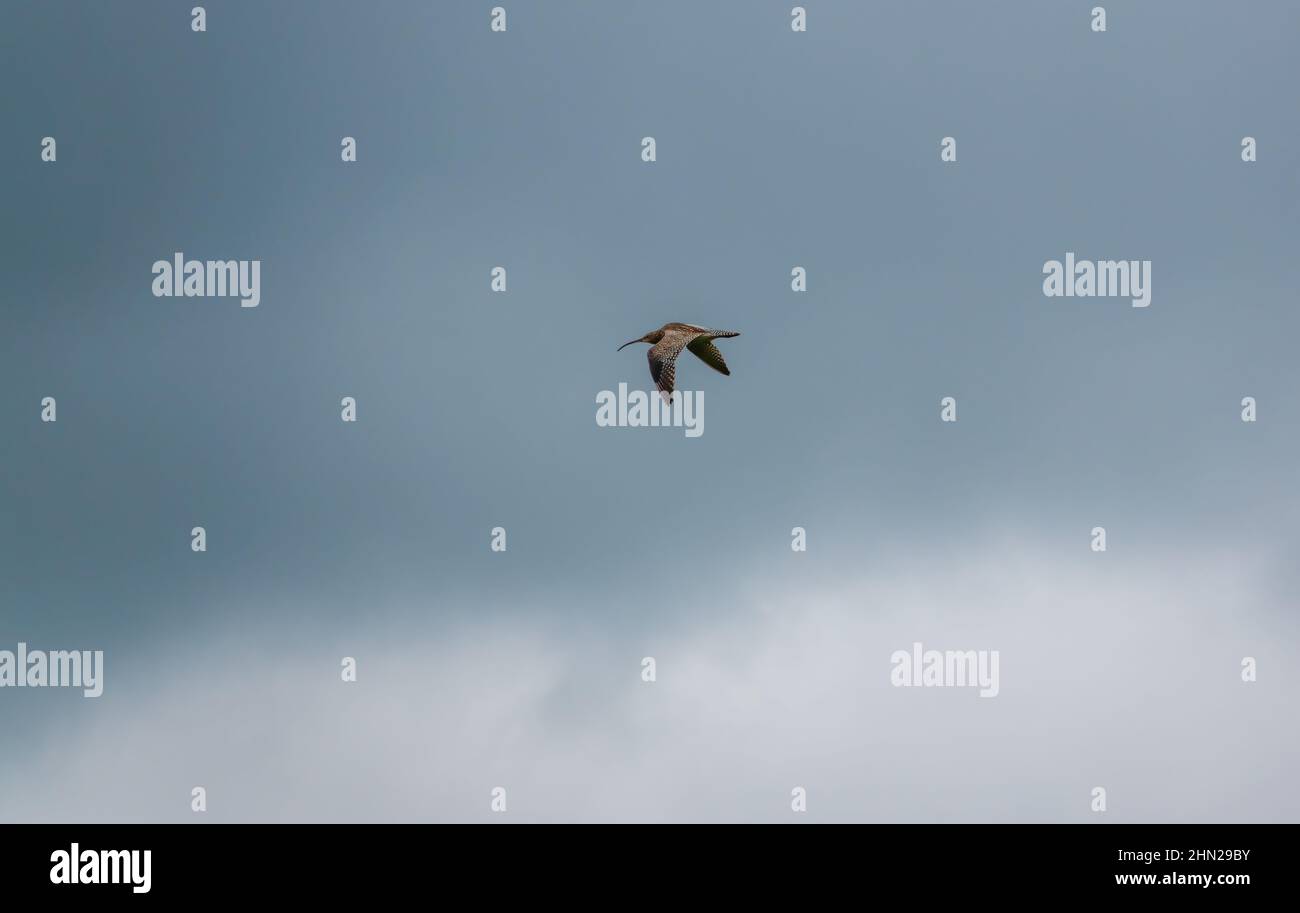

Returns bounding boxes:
[0,823,1286,898]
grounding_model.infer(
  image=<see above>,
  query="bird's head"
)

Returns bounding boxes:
[617,329,664,351]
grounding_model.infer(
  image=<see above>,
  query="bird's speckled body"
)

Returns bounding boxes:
[618,323,740,403]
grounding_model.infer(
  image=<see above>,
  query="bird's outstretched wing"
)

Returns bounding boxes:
[687,336,730,375]
[647,335,690,403]
[647,327,739,402]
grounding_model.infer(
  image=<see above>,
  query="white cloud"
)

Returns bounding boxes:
[3,542,1296,822]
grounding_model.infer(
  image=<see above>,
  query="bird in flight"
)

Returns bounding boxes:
[618,323,740,403]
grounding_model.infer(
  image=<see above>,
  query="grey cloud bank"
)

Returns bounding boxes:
[3,544,1294,823]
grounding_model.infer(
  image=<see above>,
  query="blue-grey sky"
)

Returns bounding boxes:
[1,0,1297,822]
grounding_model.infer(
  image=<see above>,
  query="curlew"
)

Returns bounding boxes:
[618,323,740,403]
